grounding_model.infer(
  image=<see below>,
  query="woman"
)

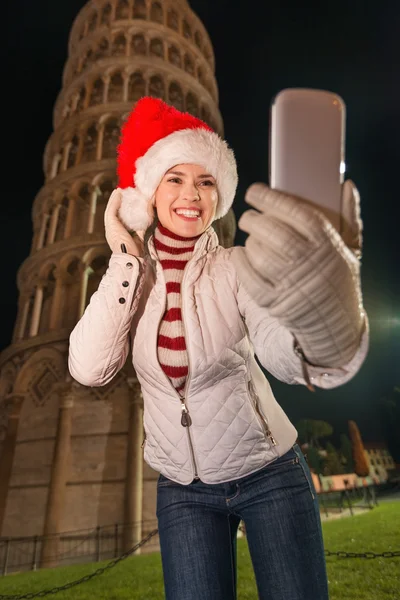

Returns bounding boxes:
[69,97,368,600]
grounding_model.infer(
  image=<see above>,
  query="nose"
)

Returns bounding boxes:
[181,182,200,202]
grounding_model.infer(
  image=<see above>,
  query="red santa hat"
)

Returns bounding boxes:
[117,97,238,231]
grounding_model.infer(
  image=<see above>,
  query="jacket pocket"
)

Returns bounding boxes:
[247,379,278,447]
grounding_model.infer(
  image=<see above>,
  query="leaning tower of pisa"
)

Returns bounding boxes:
[0,0,236,568]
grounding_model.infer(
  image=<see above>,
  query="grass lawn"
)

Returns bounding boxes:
[0,502,398,599]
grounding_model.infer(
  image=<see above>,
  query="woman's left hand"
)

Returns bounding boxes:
[231,180,366,368]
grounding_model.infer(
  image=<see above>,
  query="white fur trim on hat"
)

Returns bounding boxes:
[119,128,238,232]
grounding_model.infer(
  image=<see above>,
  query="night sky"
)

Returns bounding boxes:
[2,1,399,453]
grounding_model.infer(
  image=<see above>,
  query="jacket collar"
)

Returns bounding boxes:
[147,226,219,262]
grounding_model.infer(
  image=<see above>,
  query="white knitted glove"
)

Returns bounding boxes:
[104,189,144,257]
[232,180,366,368]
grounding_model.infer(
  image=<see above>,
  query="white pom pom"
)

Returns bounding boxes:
[119,187,154,232]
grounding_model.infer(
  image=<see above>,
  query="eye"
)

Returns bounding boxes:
[168,177,182,184]
[199,180,215,187]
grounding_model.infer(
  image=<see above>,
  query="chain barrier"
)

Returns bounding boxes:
[0,528,398,599]
[0,528,159,600]
[325,549,400,559]
[239,525,399,560]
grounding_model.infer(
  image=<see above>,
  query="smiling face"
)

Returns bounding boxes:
[154,164,218,237]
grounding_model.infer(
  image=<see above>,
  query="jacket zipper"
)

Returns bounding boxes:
[248,380,277,446]
[154,261,199,480]
[179,266,199,479]
[179,396,198,478]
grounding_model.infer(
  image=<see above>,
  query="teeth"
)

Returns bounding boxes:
[175,210,200,217]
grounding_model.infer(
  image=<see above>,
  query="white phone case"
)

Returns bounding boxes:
[269,88,346,231]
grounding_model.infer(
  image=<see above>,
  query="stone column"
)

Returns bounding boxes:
[30,226,40,254]
[77,266,89,319]
[50,154,62,179]
[0,395,25,534]
[40,383,75,568]
[103,75,110,104]
[123,378,144,554]
[64,196,77,239]
[75,131,85,166]
[36,214,50,250]
[15,296,30,341]
[62,142,72,171]
[97,123,105,162]
[123,72,129,101]
[87,188,98,234]
[49,271,64,331]
[47,205,61,246]
[29,285,44,337]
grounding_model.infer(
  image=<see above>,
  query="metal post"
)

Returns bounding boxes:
[319,493,329,517]
[114,524,119,558]
[343,481,353,516]
[345,490,353,516]
[367,485,374,508]
[337,491,343,513]
[96,526,101,562]
[2,539,10,576]
[31,536,39,571]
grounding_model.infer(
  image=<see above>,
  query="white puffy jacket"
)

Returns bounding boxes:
[68,227,369,484]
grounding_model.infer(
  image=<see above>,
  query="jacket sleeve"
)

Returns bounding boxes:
[236,275,369,389]
[68,253,145,387]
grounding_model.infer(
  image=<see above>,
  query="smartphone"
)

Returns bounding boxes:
[269,88,346,231]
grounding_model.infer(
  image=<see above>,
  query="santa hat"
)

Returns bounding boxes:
[117,97,238,231]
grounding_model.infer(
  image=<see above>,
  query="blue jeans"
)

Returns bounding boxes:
[156,444,329,600]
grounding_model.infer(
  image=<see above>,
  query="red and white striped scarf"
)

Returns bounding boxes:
[154,223,201,395]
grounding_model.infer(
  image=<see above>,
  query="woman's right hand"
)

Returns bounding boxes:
[104,189,144,257]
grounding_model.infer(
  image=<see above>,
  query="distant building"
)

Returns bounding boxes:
[364,442,396,482]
